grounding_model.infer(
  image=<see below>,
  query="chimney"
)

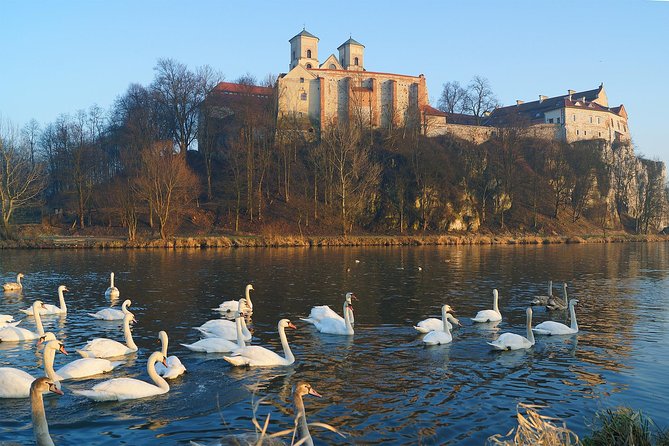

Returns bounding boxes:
[516,100,524,106]
[568,89,575,100]
[539,95,548,103]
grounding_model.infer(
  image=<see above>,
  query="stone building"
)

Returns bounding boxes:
[276,28,429,132]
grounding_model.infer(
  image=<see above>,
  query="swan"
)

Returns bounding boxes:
[21,286,69,315]
[530,280,553,306]
[0,301,55,343]
[302,292,357,328]
[423,305,454,345]
[293,382,323,446]
[77,311,138,358]
[3,273,24,291]
[214,284,254,314]
[31,377,63,446]
[471,289,503,323]
[182,312,246,353]
[155,331,186,379]
[414,305,461,333]
[196,299,252,341]
[88,299,132,321]
[547,283,569,311]
[0,315,20,328]
[40,336,123,381]
[302,293,354,336]
[0,340,66,399]
[488,307,535,351]
[73,351,169,401]
[533,299,579,335]
[105,272,120,299]
[224,319,296,367]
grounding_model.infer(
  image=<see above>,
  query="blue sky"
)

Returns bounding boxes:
[2,0,668,162]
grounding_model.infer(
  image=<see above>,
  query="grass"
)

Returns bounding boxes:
[487,403,579,446]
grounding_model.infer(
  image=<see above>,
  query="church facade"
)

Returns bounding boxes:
[276,29,429,132]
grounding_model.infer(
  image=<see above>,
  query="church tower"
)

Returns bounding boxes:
[337,37,365,71]
[289,28,319,70]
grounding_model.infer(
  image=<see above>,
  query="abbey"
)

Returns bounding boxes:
[276,29,429,131]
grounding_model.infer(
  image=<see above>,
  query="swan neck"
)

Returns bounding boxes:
[278,323,294,363]
[493,293,499,313]
[124,316,137,351]
[563,285,568,306]
[240,316,251,338]
[34,306,45,335]
[527,312,535,345]
[343,301,353,334]
[570,303,578,331]
[31,389,54,446]
[110,273,115,288]
[294,395,313,446]
[58,289,66,313]
[17,275,23,285]
[245,287,253,308]
[441,307,450,333]
[148,355,170,391]
[160,334,168,357]
[43,346,58,382]
[548,281,553,296]
[236,316,246,348]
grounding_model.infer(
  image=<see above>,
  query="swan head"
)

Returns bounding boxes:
[569,299,579,306]
[158,330,168,343]
[125,312,137,324]
[36,332,58,345]
[121,299,132,310]
[148,351,168,367]
[32,300,45,311]
[345,292,358,303]
[294,382,322,399]
[279,319,297,330]
[43,339,68,355]
[443,304,455,313]
[32,377,64,396]
[58,285,68,293]
[526,307,533,318]
[246,284,254,292]
[18,273,25,279]
[493,289,499,299]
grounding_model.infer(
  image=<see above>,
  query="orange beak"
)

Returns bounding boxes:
[308,387,322,398]
[36,337,45,346]
[59,345,69,355]
[50,384,64,396]
[161,357,168,367]
[288,322,297,330]
[351,293,358,301]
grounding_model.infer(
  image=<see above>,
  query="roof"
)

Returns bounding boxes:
[212,82,274,97]
[421,105,445,117]
[337,37,365,49]
[289,29,319,42]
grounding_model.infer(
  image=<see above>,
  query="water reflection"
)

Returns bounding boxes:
[1,243,668,444]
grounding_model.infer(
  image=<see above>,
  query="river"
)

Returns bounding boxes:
[1,243,668,444]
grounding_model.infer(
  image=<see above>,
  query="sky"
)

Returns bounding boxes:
[2,0,668,162]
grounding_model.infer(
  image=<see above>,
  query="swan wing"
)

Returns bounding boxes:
[471,310,502,323]
[532,321,575,335]
[156,356,186,379]
[198,319,235,330]
[305,305,341,324]
[88,308,125,320]
[423,330,452,345]
[56,358,120,380]
[0,326,38,342]
[414,318,442,333]
[0,321,21,328]
[224,346,286,367]
[77,338,133,358]
[489,333,532,350]
[75,377,165,401]
[313,317,352,335]
[0,315,14,323]
[181,338,238,353]
[0,367,35,398]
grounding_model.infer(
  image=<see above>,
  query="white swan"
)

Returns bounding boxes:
[196,299,252,341]
[414,305,461,333]
[0,315,20,328]
[530,280,553,306]
[182,312,246,353]
[302,292,357,331]
[224,319,296,367]
[3,273,24,291]
[21,286,69,315]
[0,339,66,399]
[488,308,535,351]
[0,301,55,343]
[155,331,186,379]
[105,272,120,299]
[40,337,123,381]
[533,299,579,335]
[547,283,569,311]
[302,293,355,336]
[88,299,132,321]
[423,305,455,345]
[214,284,254,314]
[471,289,502,323]
[73,351,169,401]
[293,382,323,446]
[31,377,63,446]
[77,311,138,358]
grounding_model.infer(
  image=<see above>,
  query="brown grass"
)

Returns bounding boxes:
[487,403,580,446]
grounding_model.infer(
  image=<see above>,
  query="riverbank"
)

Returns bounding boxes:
[1,233,667,249]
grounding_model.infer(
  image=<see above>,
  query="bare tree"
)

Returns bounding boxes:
[0,120,46,238]
[135,141,200,239]
[437,81,467,114]
[463,76,500,125]
[21,119,40,167]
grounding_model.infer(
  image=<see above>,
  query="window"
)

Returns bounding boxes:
[306,63,312,69]
[300,77,304,83]
[584,131,587,135]
[329,64,336,69]
[599,132,602,137]
[573,115,576,121]
[548,118,554,123]
[557,117,560,124]
[292,51,295,60]
[590,116,593,123]
[624,125,627,132]
[597,117,601,124]
[354,57,359,66]
[576,130,580,135]
[300,92,307,101]
[307,49,312,58]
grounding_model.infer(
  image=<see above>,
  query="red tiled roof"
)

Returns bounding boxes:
[213,82,274,96]
[422,105,446,117]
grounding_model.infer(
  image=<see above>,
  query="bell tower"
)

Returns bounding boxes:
[289,28,319,70]
[337,37,365,71]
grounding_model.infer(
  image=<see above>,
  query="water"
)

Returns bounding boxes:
[1,243,668,445]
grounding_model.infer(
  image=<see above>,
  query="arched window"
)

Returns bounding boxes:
[354,57,359,66]
[307,49,312,58]
[306,63,312,69]
[300,92,307,101]
[329,64,336,69]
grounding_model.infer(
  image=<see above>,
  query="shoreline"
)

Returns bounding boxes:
[1,233,667,249]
